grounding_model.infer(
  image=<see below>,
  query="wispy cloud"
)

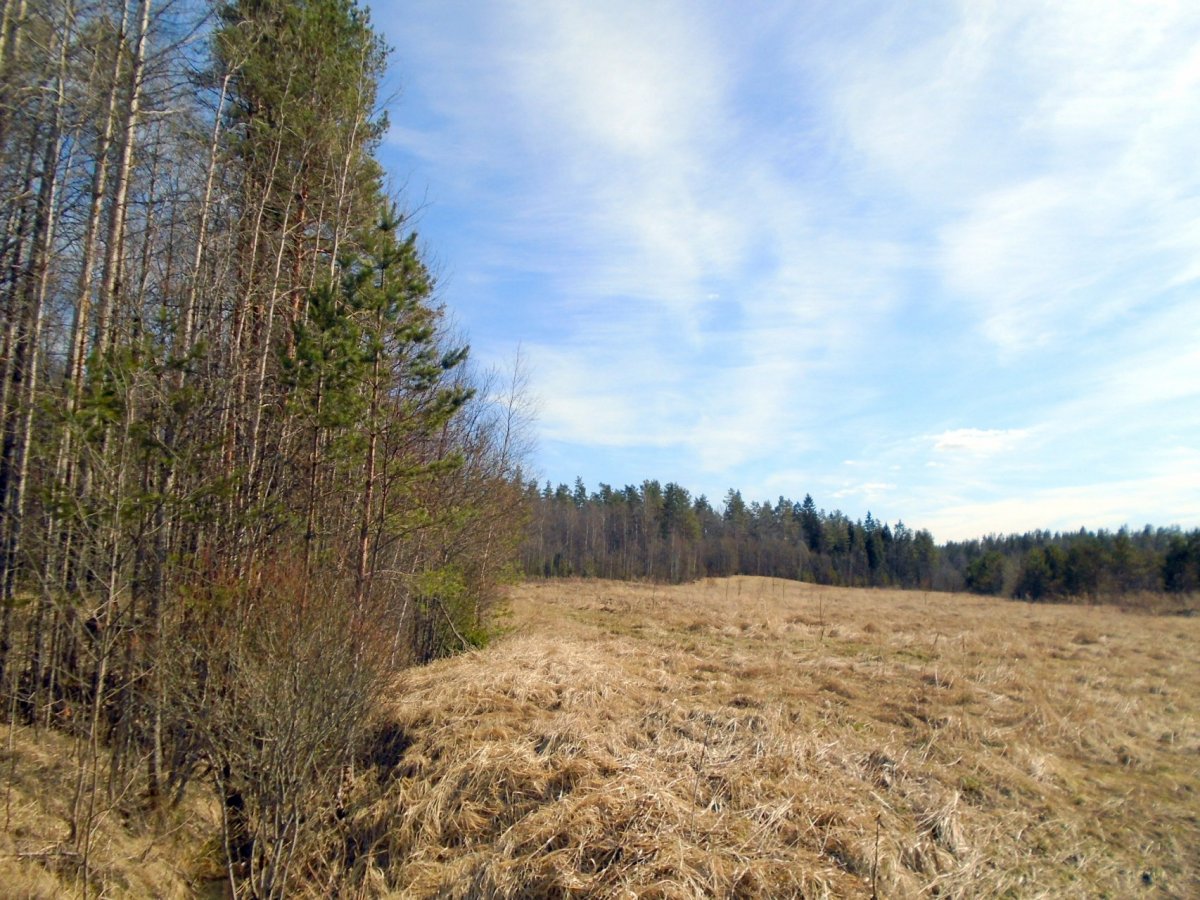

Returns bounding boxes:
[932,428,1030,456]
[917,452,1200,541]
[375,0,1200,539]
[834,482,897,504]
[827,0,1200,352]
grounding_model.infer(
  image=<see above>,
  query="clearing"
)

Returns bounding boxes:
[363,577,1199,897]
[3,577,1197,897]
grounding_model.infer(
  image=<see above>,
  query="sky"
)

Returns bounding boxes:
[371,0,1200,542]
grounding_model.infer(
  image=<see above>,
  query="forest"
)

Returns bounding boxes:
[521,478,1200,600]
[0,0,527,894]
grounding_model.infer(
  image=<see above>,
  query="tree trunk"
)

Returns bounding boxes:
[94,0,153,358]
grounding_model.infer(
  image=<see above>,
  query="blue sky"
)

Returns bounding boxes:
[372,0,1200,542]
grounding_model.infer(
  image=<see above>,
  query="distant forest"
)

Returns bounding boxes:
[522,478,1200,600]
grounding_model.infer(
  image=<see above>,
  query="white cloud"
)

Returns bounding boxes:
[932,428,1030,456]
[502,2,724,159]
[439,1,750,321]
[376,1,1200,541]
[826,0,1200,352]
[381,1,913,478]
[834,482,896,503]
[917,459,1200,542]
[937,177,1104,350]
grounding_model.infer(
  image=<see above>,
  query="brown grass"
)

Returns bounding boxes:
[340,577,1200,898]
[0,722,218,898]
[4,577,1198,897]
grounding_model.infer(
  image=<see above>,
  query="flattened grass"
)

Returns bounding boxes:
[5,577,1196,897]
[347,578,1200,898]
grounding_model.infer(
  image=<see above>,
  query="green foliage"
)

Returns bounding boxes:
[1015,546,1061,600]
[1,0,531,896]
[415,566,493,657]
[526,481,1199,603]
[216,0,388,214]
[799,494,823,552]
[965,551,1007,595]
[1163,533,1200,592]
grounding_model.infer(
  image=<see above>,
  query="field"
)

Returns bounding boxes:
[360,578,1199,898]
[2,577,1198,897]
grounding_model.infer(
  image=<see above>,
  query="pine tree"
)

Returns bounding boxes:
[0,1,529,891]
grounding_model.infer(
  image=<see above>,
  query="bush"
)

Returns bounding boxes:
[167,561,389,898]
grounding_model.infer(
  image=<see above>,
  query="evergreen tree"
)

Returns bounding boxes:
[965,550,1007,595]
[1164,532,1200,592]
[799,493,823,552]
[0,2,529,892]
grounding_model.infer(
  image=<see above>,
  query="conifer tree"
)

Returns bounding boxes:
[0,1,529,890]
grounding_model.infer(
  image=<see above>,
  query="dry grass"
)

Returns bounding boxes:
[4,577,1198,897]
[0,721,218,898]
[340,577,1200,898]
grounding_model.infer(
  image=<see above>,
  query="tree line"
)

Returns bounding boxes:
[522,479,1200,599]
[522,479,938,589]
[952,526,1200,599]
[0,0,525,895]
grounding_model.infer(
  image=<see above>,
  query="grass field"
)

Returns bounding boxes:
[355,577,1199,898]
[3,577,1198,897]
